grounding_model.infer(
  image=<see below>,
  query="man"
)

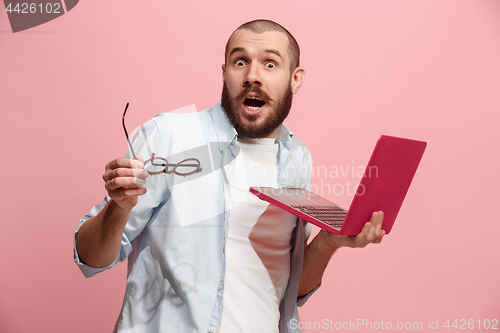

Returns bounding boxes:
[74,19,384,333]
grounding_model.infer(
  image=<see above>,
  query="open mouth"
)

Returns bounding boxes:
[243,96,266,111]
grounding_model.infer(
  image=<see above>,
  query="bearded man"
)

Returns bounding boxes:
[74,19,384,333]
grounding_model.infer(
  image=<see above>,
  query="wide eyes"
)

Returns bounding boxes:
[233,59,277,69]
[265,62,276,69]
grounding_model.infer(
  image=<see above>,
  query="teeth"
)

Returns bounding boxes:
[247,96,262,101]
[247,106,260,111]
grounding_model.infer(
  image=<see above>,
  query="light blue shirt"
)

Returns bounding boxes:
[74,101,318,333]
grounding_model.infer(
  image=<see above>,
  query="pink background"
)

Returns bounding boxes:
[1,1,499,332]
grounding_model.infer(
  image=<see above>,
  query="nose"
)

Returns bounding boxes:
[244,62,261,87]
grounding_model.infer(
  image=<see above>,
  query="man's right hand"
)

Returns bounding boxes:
[76,155,149,268]
[102,155,149,211]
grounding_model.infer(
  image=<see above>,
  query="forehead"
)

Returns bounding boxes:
[227,29,291,62]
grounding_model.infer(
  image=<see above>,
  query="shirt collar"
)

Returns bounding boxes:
[211,101,238,151]
[275,123,293,150]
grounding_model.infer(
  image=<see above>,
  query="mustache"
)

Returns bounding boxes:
[234,86,273,104]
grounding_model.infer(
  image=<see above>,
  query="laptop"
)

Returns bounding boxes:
[249,135,426,235]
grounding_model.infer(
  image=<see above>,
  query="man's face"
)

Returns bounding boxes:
[221,29,304,138]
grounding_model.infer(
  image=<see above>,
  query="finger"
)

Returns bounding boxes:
[343,212,386,248]
[369,211,380,224]
[109,186,148,202]
[348,222,371,248]
[106,158,144,172]
[120,187,148,197]
[112,167,149,180]
[366,211,383,240]
[366,211,382,240]
[107,176,146,190]
[105,178,117,192]
[366,219,377,242]
[103,167,149,186]
[131,155,149,178]
[374,211,383,237]
[105,178,118,192]
[373,230,386,243]
[363,221,372,239]
[374,211,384,227]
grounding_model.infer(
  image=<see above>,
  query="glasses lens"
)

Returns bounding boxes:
[144,156,168,175]
[173,159,201,176]
[144,155,201,176]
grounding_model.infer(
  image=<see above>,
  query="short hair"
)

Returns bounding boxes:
[225,19,300,72]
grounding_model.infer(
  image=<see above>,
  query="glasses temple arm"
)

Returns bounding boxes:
[122,102,137,160]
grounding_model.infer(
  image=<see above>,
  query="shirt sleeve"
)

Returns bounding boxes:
[296,282,321,307]
[295,220,321,307]
[73,198,119,278]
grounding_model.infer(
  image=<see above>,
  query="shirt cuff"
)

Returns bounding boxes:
[296,281,321,307]
[73,219,119,278]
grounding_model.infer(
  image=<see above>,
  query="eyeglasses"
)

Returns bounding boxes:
[122,103,203,177]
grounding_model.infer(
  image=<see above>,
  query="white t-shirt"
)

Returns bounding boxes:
[218,138,298,333]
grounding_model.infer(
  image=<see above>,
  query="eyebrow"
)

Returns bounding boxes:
[228,47,284,61]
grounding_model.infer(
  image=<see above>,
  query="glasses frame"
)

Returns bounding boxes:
[122,103,203,177]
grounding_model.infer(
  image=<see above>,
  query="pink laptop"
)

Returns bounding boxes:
[250,135,426,235]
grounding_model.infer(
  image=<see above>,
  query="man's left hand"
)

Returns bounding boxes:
[320,211,386,250]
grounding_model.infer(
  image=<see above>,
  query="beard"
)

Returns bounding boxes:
[221,82,293,139]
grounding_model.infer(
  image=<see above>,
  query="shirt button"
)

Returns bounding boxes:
[218,285,223,291]
[209,328,214,333]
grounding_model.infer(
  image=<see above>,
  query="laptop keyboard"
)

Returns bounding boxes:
[291,205,347,228]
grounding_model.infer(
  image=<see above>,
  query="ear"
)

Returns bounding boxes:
[290,66,306,94]
[221,63,226,82]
